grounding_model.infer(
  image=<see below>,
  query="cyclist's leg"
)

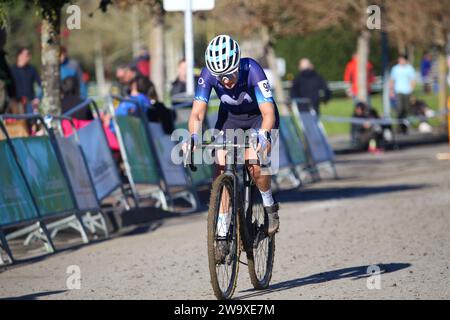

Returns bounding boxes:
[245,115,280,234]
[246,150,273,204]
[214,114,233,240]
[245,114,275,205]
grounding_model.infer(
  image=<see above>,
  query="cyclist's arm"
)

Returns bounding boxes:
[259,102,276,132]
[189,68,213,135]
[249,59,276,132]
[188,100,207,135]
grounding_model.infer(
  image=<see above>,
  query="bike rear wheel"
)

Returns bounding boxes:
[207,174,240,300]
[246,189,275,290]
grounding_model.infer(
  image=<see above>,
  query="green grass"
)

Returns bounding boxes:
[320,91,441,136]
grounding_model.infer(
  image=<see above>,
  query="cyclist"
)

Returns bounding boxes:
[185,35,280,258]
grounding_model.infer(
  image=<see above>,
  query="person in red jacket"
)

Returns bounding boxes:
[344,52,376,105]
[133,46,151,78]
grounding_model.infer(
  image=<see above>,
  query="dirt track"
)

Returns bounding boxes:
[1,143,450,300]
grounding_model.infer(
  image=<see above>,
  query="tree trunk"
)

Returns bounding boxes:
[437,50,448,123]
[94,33,107,97]
[165,28,183,87]
[397,36,406,56]
[41,16,61,115]
[149,9,166,101]
[131,4,140,58]
[261,26,288,116]
[407,45,415,66]
[356,30,370,104]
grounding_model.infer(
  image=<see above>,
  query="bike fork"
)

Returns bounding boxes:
[244,168,252,216]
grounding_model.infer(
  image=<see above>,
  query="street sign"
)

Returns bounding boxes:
[164,0,215,12]
[163,0,215,95]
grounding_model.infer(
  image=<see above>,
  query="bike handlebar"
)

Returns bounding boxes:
[183,134,268,171]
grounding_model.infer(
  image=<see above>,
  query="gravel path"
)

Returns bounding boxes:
[1,143,450,300]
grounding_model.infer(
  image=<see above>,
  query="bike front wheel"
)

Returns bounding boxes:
[207,174,240,300]
[246,198,275,290]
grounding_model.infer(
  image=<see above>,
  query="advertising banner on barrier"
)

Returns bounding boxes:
[0,141,39,226]
[77,120,122,200]
[279,116,307,165]
[11,137,75,216]
[277,135,291,169]
[56,136,99,210]
[116,116,159,185]
[148,122,188,187]
[298,111,335,164]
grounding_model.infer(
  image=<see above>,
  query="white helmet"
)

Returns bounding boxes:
[205,35,241,76]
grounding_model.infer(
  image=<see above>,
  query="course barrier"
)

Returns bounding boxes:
[0,114,97,265]
[291,99,338,180]
[109,96,199,212]
[277,115,310,187]
[63,99,132,211]
[175,122,213,187]
[0,123,41,264]
[52,115,109,239]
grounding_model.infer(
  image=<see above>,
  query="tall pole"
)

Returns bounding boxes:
[381,30,391,118]
[184,0,194,96]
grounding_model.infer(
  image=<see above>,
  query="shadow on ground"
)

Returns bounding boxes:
[0,189,212,270]
[276,183,430,203]
[333,132,447,155]
[0,290,67,300]
[237,262,411,299]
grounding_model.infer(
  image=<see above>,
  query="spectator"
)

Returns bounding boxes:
[350,101,392,151]
[390,54,416,134]
[60,46,87,99]
[0,27,16,114]
[146,80,176,135]
[344,52,376,105]
[420,52,432,94]
[115,64,138,96]
[61,76,93,120]
[110,76,152,133]
[10,47,41,114]
[170,59,187,105]
[410,96,433,133]
[132,46,151,78]
[290,58,331,116]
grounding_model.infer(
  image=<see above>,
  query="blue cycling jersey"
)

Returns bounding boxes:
[194,58,276,114]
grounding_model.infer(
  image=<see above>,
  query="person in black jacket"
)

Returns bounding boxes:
[290,58,331,116]
[10,47,41,114]
[350,101,393,150]
[61,76,93,120]
[147,80,176,135]
[0,27,16,114]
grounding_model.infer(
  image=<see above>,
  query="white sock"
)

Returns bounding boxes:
[259,189,274,207]
[217,213,230,237]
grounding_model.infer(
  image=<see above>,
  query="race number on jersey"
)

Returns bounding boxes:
[258,80,273,98]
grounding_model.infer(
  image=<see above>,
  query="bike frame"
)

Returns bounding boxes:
[220,141,256,247]
[184,135,261,246]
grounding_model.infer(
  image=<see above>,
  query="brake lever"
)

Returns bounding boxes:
[183,137,197,172]
[250,134,268,168]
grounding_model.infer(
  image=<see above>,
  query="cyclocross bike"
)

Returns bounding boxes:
[184,133,276,300]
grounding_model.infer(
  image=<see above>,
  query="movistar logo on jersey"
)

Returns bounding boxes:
[220,92,253,105]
